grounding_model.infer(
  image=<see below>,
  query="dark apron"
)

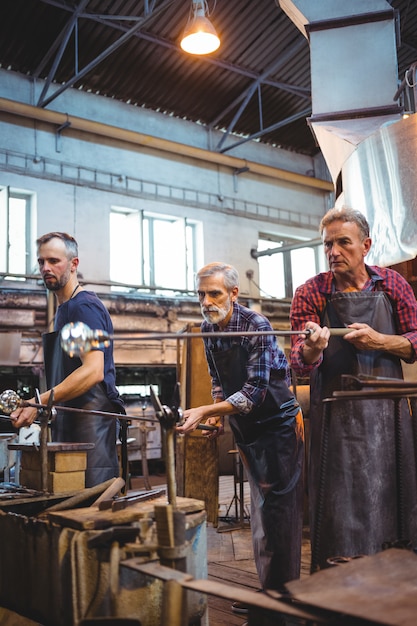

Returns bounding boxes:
[309,290,417,570]
[212,344,304,589]
[43,331,120,488]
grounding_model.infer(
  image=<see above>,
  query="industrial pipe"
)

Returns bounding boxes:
[0,97,334,192]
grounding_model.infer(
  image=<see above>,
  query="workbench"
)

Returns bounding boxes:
[0,491,207,626]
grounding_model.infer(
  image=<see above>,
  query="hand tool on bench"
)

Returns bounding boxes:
[92,476,126,508]
[98,487,166,511]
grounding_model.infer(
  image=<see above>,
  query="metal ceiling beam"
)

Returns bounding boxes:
[79,9,311,98]
[219,106,312,153]
[37,0,310,104]
[208,37,309,132]
[37,0,174,108]
[206,84,307,147]
[36,0,91,106]
[32,0,314,152]
[213,38,309,152]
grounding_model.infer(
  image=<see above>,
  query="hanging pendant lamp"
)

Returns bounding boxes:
[180,0,220,55]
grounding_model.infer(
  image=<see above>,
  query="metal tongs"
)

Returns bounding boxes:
[333,374,417,399]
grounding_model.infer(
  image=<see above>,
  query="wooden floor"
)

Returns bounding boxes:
[204,475,311,626]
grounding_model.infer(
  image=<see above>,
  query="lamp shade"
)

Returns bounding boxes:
[180,8,220,55]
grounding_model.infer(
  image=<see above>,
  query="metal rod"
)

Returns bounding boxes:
[330,389,417,400]
[147,327,355,339]
[6,399,217,431]
[60,322,355,357]
[107,327,353,340]
[342,374,417,389]
[36,388,52,493]
[63,324,355,343]
[251,238,322,259]
[88,329,317,340]
[22,401,156,423]
[165,429,177,508]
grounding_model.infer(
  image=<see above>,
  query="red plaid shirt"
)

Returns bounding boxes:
[290,265,417,376]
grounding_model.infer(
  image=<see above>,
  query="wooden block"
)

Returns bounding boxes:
[48,470,85,493]
[20,450,87,473]
[19,452,40,471]
[51,452,87,472]
[19,468,85,494]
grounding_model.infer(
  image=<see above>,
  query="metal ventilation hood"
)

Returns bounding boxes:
[280,0,417,266]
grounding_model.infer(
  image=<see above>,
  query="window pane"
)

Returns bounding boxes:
[9,197,27,275]
[111,208,201,294]
[185,222,197,291]
[0,188,7,272]
[118,384,157,397]
[258,237,322,299]
[110,209,142,290]
[143,218,150,286]
[291,247,317,291]
[258,240,286,299]
[153,218,185,290]
[1,192,31,279]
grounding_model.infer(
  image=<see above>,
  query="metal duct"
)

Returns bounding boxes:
[279,0,417,266]
[343,114,417,267]
[279,0,401,184]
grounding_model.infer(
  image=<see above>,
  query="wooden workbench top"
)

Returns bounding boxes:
[8,442,95,451]
[47,495,205,530]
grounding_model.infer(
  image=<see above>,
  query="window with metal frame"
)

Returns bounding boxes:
[0,187,35,280]
[110,207,202,295]
[257,235,325,299]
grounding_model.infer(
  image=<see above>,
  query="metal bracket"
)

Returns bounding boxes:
[55,119,71,152]
[233,166,250,192]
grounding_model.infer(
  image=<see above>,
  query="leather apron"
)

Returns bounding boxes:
[211,344,304,590]
[309,290,417,570]
[43,331,120,488]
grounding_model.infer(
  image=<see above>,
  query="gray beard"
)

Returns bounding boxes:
[202,307,229,325]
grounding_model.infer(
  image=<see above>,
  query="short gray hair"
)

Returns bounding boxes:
[319,207,370,240]
[36,232,78,259]
[196,262,239,291]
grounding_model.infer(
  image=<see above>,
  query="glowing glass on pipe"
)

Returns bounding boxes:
[0,388,22,413]
[60,322,110,357]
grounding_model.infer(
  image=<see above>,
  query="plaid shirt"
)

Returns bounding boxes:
[202,301,290,414]
[290,264,417,376]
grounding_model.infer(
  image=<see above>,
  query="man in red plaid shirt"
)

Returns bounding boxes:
[290,206,417,571]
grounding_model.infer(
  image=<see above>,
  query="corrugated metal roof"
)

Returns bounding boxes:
[0,0,416,157]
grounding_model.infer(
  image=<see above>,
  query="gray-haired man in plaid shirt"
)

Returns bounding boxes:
[177,262,304,614]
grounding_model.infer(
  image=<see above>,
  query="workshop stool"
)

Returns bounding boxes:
[217,448,250,532]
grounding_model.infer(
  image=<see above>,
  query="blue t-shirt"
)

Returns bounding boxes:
[55,290,123,410]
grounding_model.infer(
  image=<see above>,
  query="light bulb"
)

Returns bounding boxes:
[180,7,220,55]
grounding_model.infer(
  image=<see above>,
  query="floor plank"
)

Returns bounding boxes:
[232,532,257,562]
[204,475,312,625]
[207,526,236,562]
